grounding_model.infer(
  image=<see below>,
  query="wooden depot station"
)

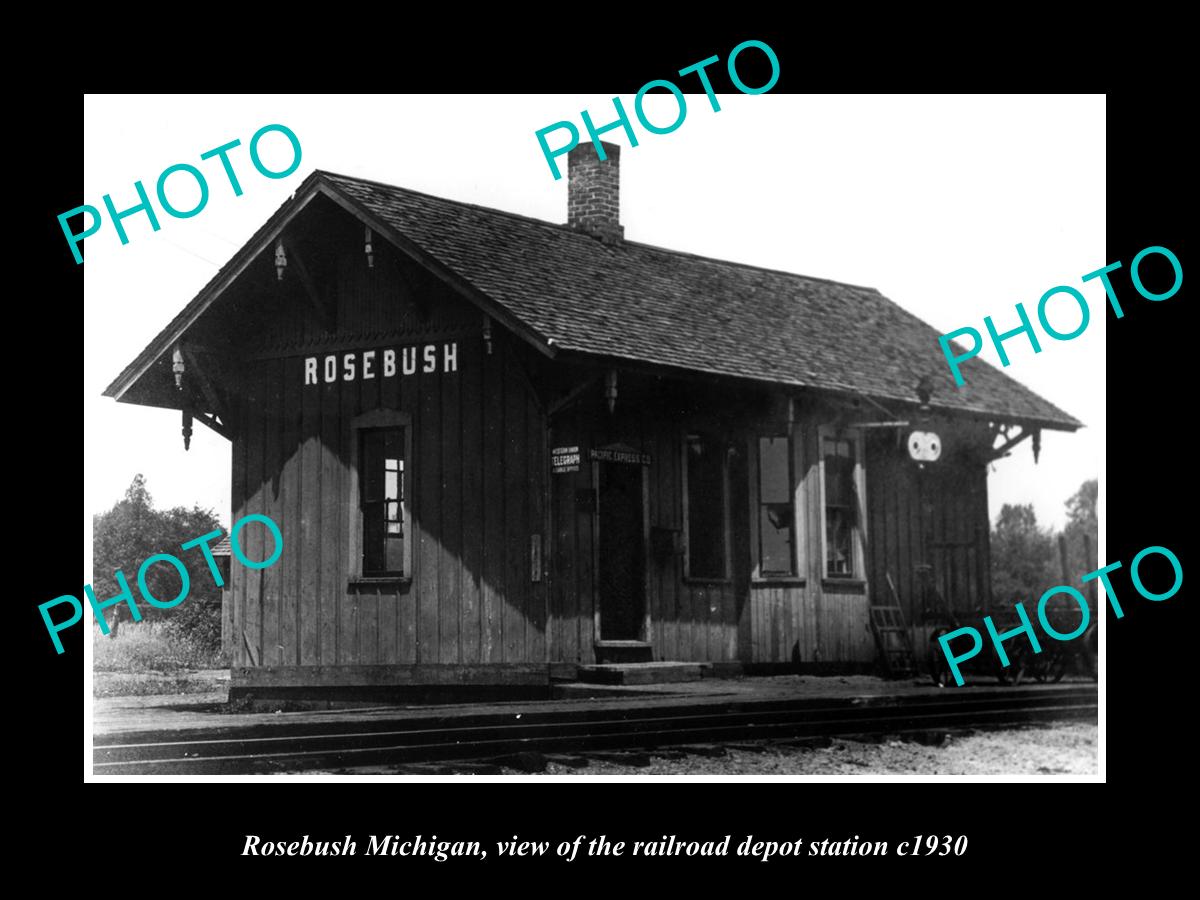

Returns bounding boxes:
[105,142,1079,699]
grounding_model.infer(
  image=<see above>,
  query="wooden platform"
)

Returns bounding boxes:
[576,662,708,685]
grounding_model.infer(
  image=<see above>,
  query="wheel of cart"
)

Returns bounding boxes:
[1037,590,1097,682]
[980,604,1032,685]
[996,652,1028,685]
[1048,652,1069,683]
[918,567,1034,687]
[928,626,954,687]
[918,564,960,686]
[928,617,1027,685]
[1027,649,1068,683]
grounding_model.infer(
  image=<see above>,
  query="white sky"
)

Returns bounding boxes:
[83,94,1104,538]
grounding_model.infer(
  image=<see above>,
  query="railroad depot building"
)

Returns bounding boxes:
[105,143,1079,698]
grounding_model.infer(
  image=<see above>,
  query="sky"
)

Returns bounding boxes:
[83,94,1105,545]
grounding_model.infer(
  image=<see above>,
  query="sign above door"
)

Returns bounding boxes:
[589,443,652,466]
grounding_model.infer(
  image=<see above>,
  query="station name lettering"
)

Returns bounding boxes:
[304,342,459,385]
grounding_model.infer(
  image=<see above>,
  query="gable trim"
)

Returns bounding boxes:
[313,180,557,363]
[103,186,326,401]
[103,175,555,402]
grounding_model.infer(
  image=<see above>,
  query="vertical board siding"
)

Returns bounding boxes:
[261,359,282,667]
[552,427,579,662]
[818,592,874,662]
[480,341,505,664]
[232,239,577,680]
[229,393,247,666]
[338,367,360,665]
[358,365,381,665]
[299,359,321,665]
[318,368,341,665]
[547,409,741,665]
[865,437,992,658]
[232,237,996,678]
[440,352,463,664]
[577,471,595,664]
[527,391,547,664]
[657,429,678,660]
[749,585,812,664]
[242,367,265,666]
[397,344,420,664]
[502,348,527,664]
[416,356,441,663]
[459,339,483,664]
[280,357,301,666]
[378,363,402,665]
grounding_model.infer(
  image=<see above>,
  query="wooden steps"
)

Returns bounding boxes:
[594,641,654,664]
[576,662,708,685]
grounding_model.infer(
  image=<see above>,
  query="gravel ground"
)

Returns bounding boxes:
[494,722,1097,776]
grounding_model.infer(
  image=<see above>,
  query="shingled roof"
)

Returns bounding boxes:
[106,170,1079,430]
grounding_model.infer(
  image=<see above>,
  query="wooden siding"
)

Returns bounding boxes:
[547,397,746,665]
[864,429,991,628]
[218,207,994,674]
[228,246,546,671]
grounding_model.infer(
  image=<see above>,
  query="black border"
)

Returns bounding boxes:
[34,36,1181,879]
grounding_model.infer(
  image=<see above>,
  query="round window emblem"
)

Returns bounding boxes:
[908,431,941,462]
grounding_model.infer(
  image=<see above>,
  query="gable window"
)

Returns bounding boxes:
[361,428,406,576]
[820,428,865,579]
[756,435,796,576]
[683,433,729,580]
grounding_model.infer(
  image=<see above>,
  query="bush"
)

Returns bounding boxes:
[161,597,223,658]
[93,621,226,672]
[93,475,226,649]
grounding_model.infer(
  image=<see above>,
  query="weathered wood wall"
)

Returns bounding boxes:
[227,240,547,672]
[547,392,745,666]
[864,427,992,627]
[217,202,993,677]
[545,395,991,667]
[744,421,875,665]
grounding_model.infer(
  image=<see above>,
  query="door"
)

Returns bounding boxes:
[596,461,646,640]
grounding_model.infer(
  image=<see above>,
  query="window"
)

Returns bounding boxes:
[820,429,865,579]
[684,434,728,579]
[360,427,406,576]
[756,435,796,576]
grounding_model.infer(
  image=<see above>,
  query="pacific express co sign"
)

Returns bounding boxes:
[303,342,459,385]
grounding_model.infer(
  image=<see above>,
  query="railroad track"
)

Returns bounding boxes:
[93,685,1096,775]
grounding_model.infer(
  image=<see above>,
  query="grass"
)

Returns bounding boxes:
[93,621,226,673]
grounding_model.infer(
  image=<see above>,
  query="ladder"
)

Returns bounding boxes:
[869,574,918,677]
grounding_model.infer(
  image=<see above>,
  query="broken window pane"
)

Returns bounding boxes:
[757,436,794,575]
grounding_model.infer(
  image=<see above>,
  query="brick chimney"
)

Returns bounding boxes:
[568,141,623,243]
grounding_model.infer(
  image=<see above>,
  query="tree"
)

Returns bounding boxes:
[92,475,224,650]
[990,503,1058,607]
[1062,478,1098,578]
[91,475,156,636]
